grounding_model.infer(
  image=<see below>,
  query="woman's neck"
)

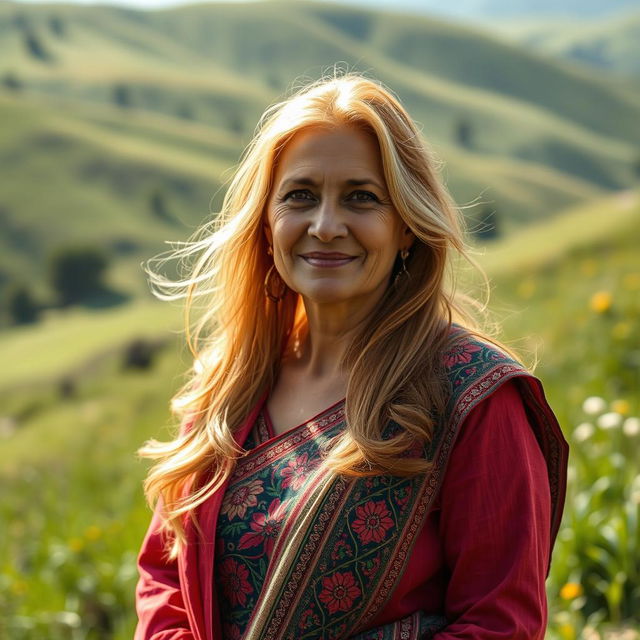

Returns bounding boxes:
[287,294,379,379]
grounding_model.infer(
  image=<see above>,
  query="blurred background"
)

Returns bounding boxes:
[0,0,638,637]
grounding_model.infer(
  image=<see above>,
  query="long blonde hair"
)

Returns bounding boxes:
[139,69,495,558]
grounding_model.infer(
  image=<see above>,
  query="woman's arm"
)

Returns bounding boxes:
[433,379,552,640]
[134,497,196,640]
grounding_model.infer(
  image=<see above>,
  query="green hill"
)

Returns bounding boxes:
[0,84,607,310]
[487,9,640,79]
[0,0,638,317]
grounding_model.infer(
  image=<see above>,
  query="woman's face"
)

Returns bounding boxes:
[264,125,414,308]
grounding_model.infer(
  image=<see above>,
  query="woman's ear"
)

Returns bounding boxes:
[403,226,416,251]
[263,221,273,247]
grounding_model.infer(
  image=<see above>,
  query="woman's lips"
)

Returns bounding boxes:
[300,253,357,268]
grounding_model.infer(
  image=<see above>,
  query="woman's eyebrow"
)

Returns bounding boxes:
[280,177,317,190]
[279,177,386,190]
[346,178,386,190]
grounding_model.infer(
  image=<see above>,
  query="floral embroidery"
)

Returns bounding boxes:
[221,478,264,520]
[443,342,481,368]
[360,555,382,580]
[281,452,316,490]
[238,498,288,555]
[319,571,362,614]
[330,534,354,562]
[394,486,411,509]
[218,557,253,607]
[352,500,394,544]
[298,607,321,630]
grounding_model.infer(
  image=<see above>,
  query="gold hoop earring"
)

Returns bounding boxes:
[264,263,287,303]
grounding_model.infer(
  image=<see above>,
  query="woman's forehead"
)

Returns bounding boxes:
[272,125,384,184]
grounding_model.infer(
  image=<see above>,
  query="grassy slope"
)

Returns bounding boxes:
[1,0,637,188]
[0,86,606,308]
[302,1,640,142]
[1,0,638,308]
[487,9,640,79]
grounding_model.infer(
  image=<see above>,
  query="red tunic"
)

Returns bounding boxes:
[135,380,559,640]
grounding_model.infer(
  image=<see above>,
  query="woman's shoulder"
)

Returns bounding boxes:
[441,323,530,404]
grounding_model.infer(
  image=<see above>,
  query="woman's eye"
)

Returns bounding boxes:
[349,191,379,203]
[284,189,314,201]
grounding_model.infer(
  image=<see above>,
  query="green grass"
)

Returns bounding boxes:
[0,298,180,389]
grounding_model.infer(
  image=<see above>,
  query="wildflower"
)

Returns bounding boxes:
[610,453,625,469]
[611,399,630,415]
[11,579,27,595]
[68,537,84,552]
[573,422,594,442]
[623,417,640,437]
[589,291,612,313]
[631,475,640,505]
[559,582,583,600]
[582,396,606,415]
[581,625,601,640]
[85,525,101,541]
[597,412,622,429]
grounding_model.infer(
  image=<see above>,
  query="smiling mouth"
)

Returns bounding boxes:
[300,254,357,268]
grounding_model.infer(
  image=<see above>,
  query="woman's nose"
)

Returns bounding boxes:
[307,200,348,241]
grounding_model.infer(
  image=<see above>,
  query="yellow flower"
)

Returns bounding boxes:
[68,537,84,552]
[589,291,612,314]
[11,579,27,595]
[611,399,630,416]
[85,525,102,541]
[560,582,583,600]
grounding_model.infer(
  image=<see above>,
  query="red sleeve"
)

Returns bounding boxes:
[134,497,195,640]
[433,379,552,640]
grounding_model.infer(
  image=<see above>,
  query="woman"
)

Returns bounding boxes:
[134,72,569,640]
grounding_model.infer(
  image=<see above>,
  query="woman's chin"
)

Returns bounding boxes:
[297,285,354,306]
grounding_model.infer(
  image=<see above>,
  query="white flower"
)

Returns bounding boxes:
[610,453,625,469]
[0,416,17,439]
[623,417,640,437]
[573,422,595,442]
[631,475,640,505]
[597,412,622,429]
[583,396,606,415]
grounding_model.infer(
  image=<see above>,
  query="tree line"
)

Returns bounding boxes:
[2,246,110,326]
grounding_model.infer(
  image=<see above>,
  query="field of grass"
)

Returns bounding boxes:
[0,191,638,638]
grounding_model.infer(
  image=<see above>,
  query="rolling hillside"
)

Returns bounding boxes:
[486,9,640,79]
[0,0,638,314]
